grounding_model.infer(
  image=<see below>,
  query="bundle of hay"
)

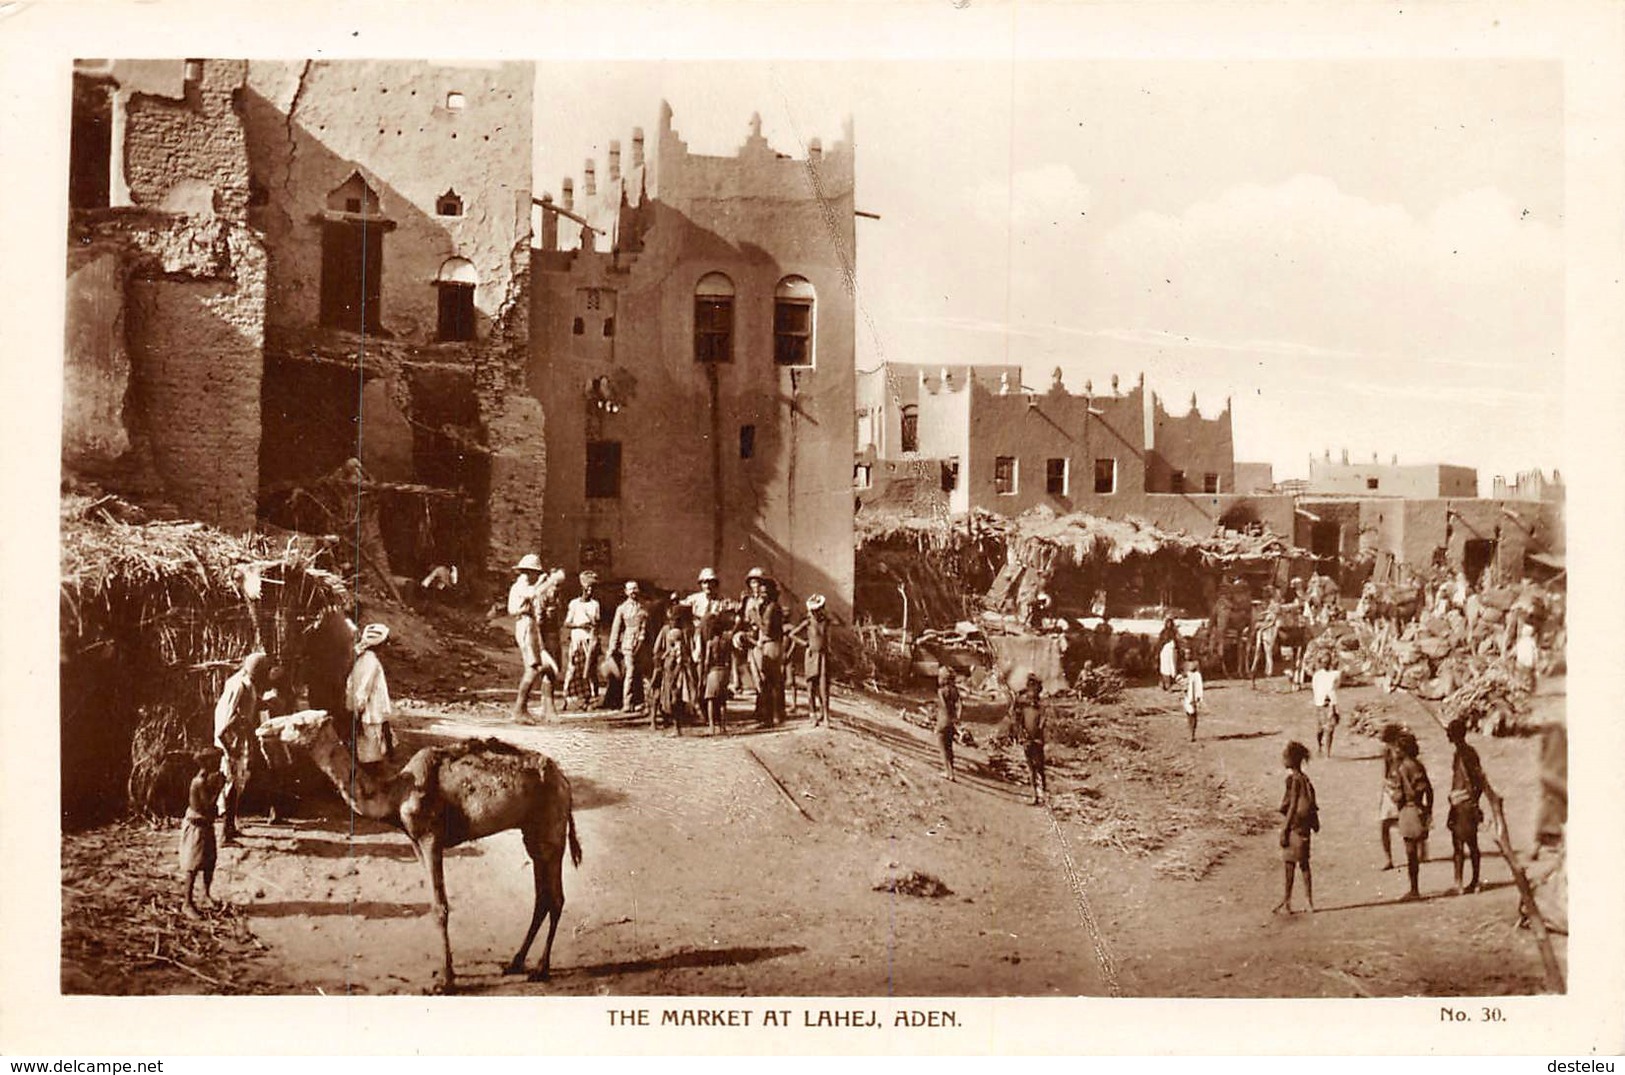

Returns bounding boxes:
[1441,661,1532,736]
[60,490,350,827]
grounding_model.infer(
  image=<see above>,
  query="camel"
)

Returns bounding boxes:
[256,710,582,993]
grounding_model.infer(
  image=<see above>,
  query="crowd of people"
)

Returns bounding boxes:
[505,558,834,735]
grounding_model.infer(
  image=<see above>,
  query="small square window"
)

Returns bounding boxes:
[572,317,585,336]
[1367,477,1380,490]
[446,92,466,111]
[1093,458,1116,494]
[586,441,622,499]
[854,464,873,490]
[994,456,1018,496]
[1046,458,1069,496]
[345,197,362,213]
[740,425,756,460]
[436,192,463,216]
[1170,470,1186,494]
[1203,472,1220,494]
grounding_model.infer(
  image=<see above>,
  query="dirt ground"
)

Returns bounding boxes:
[62,619,1564,998]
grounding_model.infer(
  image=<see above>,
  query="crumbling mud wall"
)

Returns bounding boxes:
[64,60,266,532]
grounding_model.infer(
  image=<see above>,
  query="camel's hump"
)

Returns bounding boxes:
[431,737,534,761]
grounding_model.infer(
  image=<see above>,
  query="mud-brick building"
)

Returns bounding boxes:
[65,60,268,529]
[64,59,543,581]
[859,363,1292,538]
[532,106,856,617]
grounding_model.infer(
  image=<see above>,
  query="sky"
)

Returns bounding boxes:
[533,59,1565,484]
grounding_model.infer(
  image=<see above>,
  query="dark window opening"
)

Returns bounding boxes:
[900,406,919,454]
[1463,538,1496,584]
[1094,458,1116,494]
[603,317,615,338]
[695,297,733,363]
[436,189,463,216]
[572,317,585,335]
[69,80,112,210]
[941,457,960,493]
[774,299,813,366]
[1170,470,1186,494]
[739,425,756,460]
[1311,520,1342,562]
[994,456,1017,496]
[1366,477,1380,490]
[579,538,612,575]
[437,282,475,342]
[319,221,383,333]
[345,197,362,213]
[1046,458,1068,496]
[1203,472,1220,494]
[586,441,622,499]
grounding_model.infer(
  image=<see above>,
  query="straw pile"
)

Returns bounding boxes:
[60,490,350,826]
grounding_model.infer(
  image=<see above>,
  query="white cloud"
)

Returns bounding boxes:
[969,163,1093,229]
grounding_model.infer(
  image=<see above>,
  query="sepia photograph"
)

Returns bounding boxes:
[4,0,1623,1059]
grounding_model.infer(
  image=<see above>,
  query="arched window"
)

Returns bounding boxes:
[694,272,734,363]
[435,189,463,217]
[773,276,815,367]
[435,257,477,342]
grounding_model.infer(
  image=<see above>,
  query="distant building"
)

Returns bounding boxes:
[856,362,1293,537]
[1233,462,1276,495]
[532,106,855,616]
[1305,452,1477,498]
[1492,468,1564,503]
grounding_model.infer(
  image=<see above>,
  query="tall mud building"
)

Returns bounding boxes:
[64,60,855,614]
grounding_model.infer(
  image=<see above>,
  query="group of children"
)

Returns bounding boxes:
[931,666,1048,805]
[1272,715,1488,914]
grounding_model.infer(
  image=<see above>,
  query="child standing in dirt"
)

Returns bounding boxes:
[1311,652,1342,757]
[1012,675,1047,805]
[1273,740,1318,914]
[935,667,961,781]
[179,747,226,917]
[700,615,732,735]
[1395,730,1435,901]
[1181,656,1204,742]
[1446,717,1487,894]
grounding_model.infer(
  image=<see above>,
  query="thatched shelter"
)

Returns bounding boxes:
[854,508,1006,630]
[984,505,1290,619]
[60,490,351,827]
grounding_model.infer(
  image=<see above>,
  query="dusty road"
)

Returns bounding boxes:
[64,671,1560,997]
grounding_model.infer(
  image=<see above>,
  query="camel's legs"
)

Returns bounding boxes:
[420,836,455,992]
[506,828,554,976]
[536,835,568,980]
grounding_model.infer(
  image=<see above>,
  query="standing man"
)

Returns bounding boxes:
[562,572,602,708]
[744,568,787,725]
[347,623,395,764]
[508,555,560,722]
[607,580,652,712]
[1445,717,1487,894]
[214,651,270,844]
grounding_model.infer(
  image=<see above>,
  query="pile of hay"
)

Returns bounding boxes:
[60,490,350,827]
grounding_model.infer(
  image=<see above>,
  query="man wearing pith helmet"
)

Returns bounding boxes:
[685,566,727,624]
[508,554,559,721]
